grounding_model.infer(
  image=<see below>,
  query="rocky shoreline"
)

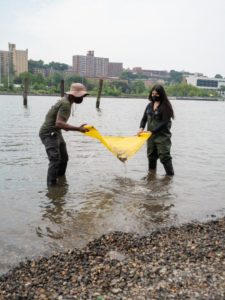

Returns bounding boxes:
[0,217,225,299]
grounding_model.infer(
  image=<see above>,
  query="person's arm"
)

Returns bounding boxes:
[55,114,88,133]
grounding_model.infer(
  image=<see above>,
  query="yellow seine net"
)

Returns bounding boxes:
[83,125,151,162]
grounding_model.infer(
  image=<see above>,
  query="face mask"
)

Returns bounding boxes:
[74,97,83,104]
[152,95,160,102]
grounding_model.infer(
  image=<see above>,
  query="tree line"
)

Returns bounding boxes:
[0,60,222,98]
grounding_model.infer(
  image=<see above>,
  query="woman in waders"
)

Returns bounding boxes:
[138,84,175,176]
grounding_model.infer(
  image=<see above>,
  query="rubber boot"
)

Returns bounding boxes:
[58,161,68,177]
[148,159,157,172]
[47,178,58,186]
[143,159,157,180]
[163,160,174,176]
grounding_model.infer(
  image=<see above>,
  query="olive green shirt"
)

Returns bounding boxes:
[39,96,71,135]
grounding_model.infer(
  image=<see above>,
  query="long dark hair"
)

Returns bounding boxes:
[148,84,174,120]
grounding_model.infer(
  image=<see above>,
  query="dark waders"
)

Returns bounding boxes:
[147,136,174,176]
[40,132,69,186]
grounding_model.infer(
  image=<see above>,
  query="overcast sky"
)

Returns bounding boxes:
[1,0,225,77]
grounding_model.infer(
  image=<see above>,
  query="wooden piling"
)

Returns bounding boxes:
[96,79,103,109]
[60,79,65,97]
[23,78,28,106]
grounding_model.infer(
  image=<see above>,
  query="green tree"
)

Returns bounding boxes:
[28,60,69,73]
[65,74,86,91]
[215,74,223,79]
[48,61,69,71]
[120,70,137,81]
[165,83,218,97]
[169,70,183,83]
[131,80,146,94]
[50,72,63,86]
[137,73,148,79]
[46,72,63,86]
[103,82,121,96]
[17,72,34,84]
[28,60,45,73]
[32,73,45,84]
[32,82,47,91]
[112,80,130,93]
[13,76,22,84]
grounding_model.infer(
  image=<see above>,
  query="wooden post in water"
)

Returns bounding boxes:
[60,79,65,97]
[96,78,103,109]
[23,78,28,106]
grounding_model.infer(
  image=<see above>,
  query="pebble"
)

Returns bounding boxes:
[0,217,225,299]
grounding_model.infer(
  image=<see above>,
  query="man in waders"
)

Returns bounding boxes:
[39,83,89,186]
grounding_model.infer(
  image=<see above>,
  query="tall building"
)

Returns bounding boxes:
[73,51,109,78]
[86,50,96,77]
[73,55,87,76]
[95,56,109,77]
[9,43,28,75]
[108,62,123,77]
[0,50,11,83]
[0,43,28,83]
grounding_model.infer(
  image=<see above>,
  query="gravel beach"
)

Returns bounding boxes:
[0,217,225,299]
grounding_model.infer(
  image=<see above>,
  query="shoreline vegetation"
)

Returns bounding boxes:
[0,71,224,100]
[0,216,224,299]
[1,63,224,100]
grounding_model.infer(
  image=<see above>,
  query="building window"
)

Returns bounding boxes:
[197,79,218,88]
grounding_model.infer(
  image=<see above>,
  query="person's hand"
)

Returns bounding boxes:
[137,128,144,136]
[79,125,89,133]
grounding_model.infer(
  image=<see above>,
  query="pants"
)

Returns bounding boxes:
[147,136,172,163]
[147,136,174,175]
[40,132,68,185]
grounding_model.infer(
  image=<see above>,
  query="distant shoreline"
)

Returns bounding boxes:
[0,92,224,101]
[174,96,223,101]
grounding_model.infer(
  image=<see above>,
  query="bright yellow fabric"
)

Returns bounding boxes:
[83,125,151,162]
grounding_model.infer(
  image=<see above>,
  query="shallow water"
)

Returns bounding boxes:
[0,95,225,274]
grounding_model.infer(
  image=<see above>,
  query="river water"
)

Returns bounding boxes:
[0,95,225,274]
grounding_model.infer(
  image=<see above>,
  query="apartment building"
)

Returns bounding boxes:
[0,51,11,83]
[108,62,123,77]
[73,51,109,78]
[86,51,96,77]
[73,51,122,78]
[0,43,28,83]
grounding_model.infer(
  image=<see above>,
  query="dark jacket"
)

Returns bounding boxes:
[140,103,172,138]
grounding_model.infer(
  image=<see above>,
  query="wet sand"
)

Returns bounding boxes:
[0,217,224,299]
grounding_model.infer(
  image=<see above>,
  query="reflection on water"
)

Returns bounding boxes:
[45,176,69,202]
[0,96,225,274]
[36,176,68,239]
[141,176,175,225]
[36,174,175,248]
[23,105,31,117]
